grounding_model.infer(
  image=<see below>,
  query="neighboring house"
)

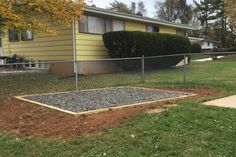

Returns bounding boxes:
[189,37,220,50]
[2,6,197,74]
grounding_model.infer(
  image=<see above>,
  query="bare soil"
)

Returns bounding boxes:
[146,108,166,114]
[0,87,217,140]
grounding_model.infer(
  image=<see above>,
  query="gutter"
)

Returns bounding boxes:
[72,20,78,90]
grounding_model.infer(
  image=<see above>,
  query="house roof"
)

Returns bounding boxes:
[84,6,198,30]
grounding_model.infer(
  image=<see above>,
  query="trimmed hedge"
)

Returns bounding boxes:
[209,47,236,52]
[103,31,190,69]
[191,43,202,53]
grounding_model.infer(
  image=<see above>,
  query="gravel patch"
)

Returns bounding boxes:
[23,87,190,113]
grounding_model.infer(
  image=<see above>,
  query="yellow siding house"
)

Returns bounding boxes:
[2,6,197,74]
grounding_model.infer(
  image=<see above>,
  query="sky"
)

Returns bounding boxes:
[86,0,200,17]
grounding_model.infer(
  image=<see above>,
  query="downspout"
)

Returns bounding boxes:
[72,19,78,90]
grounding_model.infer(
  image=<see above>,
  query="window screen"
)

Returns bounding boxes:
[113,20,124,31]
[147,25,153,32]
[21,30,33,41]
[79,16,88,33]
[88,16,105,34]
[105,20,112,32]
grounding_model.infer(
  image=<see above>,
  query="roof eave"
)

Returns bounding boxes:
[84,7,198,31]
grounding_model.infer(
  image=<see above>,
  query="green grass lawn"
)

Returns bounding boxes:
[0,60,236,157]
[1,60,236,100]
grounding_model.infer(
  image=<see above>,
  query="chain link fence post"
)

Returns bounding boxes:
[183,54,187,84]
[75,61,78,91]
[141,55,145,83]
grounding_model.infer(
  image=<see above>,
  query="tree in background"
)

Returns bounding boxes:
[155,0,193,24]
[136,1,146,16]
[193,0,215,36]
[155,0,178,22]
[109,0,146,16]
[131,2,136,14]
[108,0,132,14]
[0,0,85,35]
[224,0,236,47]
[130,0,146,16]
[177,0,193,24]
[194,0,236,47]
[212,0,227,47]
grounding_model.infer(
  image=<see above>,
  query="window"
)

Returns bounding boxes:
[105,20,112,32]
[9,30,20,42]
[176,29,186,36]
[79,16,113,34]
[79,16,88,33]
[88,16,105,34]
[113,20,124,31]
[79,16,124,34]
[146,25,159,32]
[21,30,33,41]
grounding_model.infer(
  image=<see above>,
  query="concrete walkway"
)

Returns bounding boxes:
[194,56,224,62]
[204,95,236,109]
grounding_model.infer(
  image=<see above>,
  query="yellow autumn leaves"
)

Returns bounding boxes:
[225,0,236,28]
[0,0,85,34]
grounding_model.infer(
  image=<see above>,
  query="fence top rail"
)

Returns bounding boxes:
[1,51,236,66]
[144,52,236,59]
[0,60,75,66]
[80,52,236,61]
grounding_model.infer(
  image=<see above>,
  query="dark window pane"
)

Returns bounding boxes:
[9,30,20,42]
[146,25,159,32]
[176,29,186,36]
[153,26,159,32]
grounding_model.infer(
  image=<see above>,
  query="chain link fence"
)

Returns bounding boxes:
[1,52,236,100]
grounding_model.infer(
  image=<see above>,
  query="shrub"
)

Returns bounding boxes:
[208,47,236,60]
[227,47,236,52]
[191,43,202,53]
[209,47,236,52]
[103,31,190,69]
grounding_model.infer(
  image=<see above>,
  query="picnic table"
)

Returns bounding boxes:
[0,56,9,64]
[0,55,23,69]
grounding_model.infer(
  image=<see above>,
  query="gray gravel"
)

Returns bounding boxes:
[24,87,190,113]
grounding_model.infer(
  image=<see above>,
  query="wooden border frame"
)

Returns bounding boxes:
[15,87,197,117]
